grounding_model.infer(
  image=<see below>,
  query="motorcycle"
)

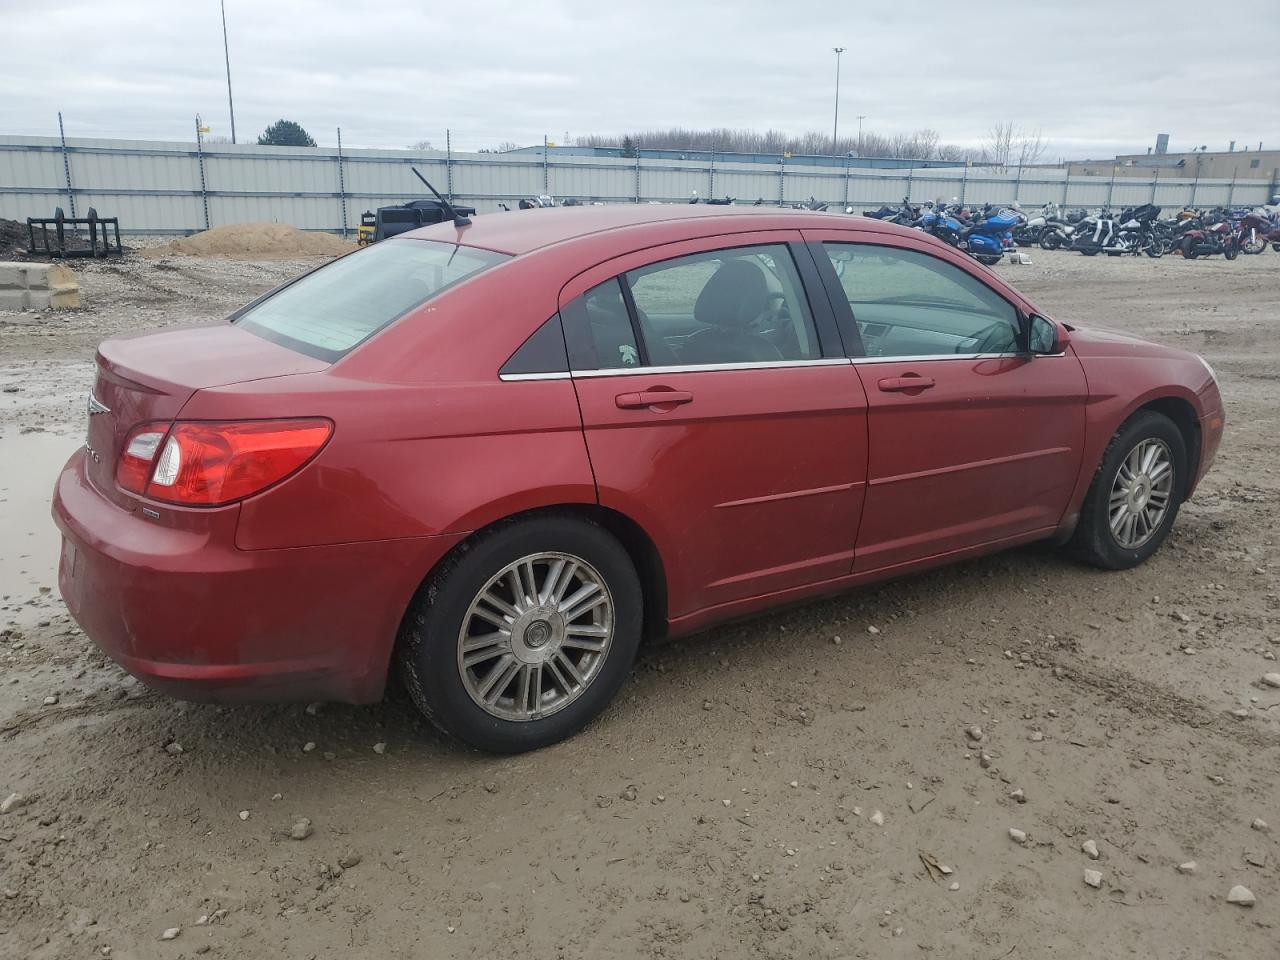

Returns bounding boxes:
[958,206,1018,266]
[1178,219,1239,259]
[1038,215,1080,251]
[1013,203,1057,246]
[1071,204,1163,257]
[864,197,918,224]
[1235,209,1276,255]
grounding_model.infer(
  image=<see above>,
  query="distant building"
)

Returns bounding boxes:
[503,144,966,170]
[1063,148,1279,182]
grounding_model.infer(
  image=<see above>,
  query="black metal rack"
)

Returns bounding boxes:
[27,207,123,258]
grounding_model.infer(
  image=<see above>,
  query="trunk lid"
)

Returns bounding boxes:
[86,324,329,508]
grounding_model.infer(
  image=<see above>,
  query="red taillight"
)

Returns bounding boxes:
[115,423,170,495]
[115,419,332,506]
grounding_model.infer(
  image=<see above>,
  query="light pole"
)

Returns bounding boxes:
[856,115,866,157]
[221,0,237,144]
[832,47,846,156]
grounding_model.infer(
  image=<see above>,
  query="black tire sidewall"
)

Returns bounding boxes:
[399,516,643,753]
[1075,411,1188,569]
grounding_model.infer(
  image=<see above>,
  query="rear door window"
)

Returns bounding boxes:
[235,239,509,361]
[623,245,822,366]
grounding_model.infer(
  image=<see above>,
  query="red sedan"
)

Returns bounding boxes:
[52,206,1224,752]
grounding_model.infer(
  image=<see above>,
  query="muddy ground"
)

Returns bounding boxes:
[0,246,1276,959]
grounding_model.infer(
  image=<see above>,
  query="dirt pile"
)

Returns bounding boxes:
[0,217,28,256]
[143,222,355,260]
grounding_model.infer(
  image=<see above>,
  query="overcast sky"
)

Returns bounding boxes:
[5,0,1277,159]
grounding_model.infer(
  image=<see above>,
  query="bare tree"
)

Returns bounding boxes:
[1014,127,1046,168]
[578,126,982,161]
[982,123,1046,171]
[407,139,435,151]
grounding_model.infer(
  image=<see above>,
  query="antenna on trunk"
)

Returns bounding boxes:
[410,166,471,226]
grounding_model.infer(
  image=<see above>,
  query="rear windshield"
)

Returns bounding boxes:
[234,238,509,361]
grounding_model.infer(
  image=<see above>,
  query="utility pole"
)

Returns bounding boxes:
[831,47,845,156]
[221,0,237,143]
[856,115,867,157]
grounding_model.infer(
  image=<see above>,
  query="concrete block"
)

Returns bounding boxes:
[0,263,29,290]
[0,261,79,310]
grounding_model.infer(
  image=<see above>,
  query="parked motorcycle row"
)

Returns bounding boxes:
[501,192,1280,268]
[1016,201,1280,261]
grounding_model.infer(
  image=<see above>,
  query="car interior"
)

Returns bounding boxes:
[583,246,821,369]
[825,243,1021,357]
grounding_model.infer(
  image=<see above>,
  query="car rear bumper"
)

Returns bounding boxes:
[52,449,464,704]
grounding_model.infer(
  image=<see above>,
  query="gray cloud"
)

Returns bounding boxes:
[6,0,1277,159]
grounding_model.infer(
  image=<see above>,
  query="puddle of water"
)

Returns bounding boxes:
[0,432,81,603]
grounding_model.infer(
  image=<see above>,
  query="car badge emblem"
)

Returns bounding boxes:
[87,392,111,415]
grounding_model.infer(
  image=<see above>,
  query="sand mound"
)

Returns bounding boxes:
[143,223,354,260]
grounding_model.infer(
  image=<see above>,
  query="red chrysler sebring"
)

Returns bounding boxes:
[52,205,1223,752]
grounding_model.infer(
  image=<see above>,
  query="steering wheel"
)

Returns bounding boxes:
[958,321,1014,354]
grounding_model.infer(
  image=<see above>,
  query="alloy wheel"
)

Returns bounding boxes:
[457,552,614,721]
[1108,439,1175,549]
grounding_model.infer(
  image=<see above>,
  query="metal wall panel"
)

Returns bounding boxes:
[2,136,1274,234]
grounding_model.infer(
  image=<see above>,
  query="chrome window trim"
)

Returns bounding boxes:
[850,351,1024,364]
[498,352,1065,381]
[498,370,574,382]
[570,358,850,379]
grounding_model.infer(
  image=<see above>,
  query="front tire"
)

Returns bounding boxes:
[1068,411,1187,570]
[397,515,643,753]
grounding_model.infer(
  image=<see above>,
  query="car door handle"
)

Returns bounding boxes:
[615,390,694,409]
[877,375,936,393]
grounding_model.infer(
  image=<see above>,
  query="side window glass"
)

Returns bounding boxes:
[823,243,1020,358]
[583,279,642,369]
[500,314,568,376]
[625,244,821,366]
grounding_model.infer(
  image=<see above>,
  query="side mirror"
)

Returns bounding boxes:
[1028,314,1068,355]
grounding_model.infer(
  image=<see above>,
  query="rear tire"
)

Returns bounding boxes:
[1180,236,1198,259]
[1068,411,1188,570]
[397,515,643,753]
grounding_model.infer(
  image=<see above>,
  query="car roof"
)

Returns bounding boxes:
[402,204,910,256]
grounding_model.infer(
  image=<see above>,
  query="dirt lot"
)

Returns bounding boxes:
[1,245,1276,959]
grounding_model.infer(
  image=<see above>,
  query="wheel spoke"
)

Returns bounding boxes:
[561,633,608,653]
[553,651,585,688]
[1110,504,1129,534]
[516,662,534,713]
[505,570,529,612]
[519,560,539,608]
[544,655,573,694]
[551,561,579,602]
[538,558,566,605]
[560,583,605,622]
[479,588,520,623]
[478,654,519,704]
[462,631,509,667]
[1140,442,1159,475]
